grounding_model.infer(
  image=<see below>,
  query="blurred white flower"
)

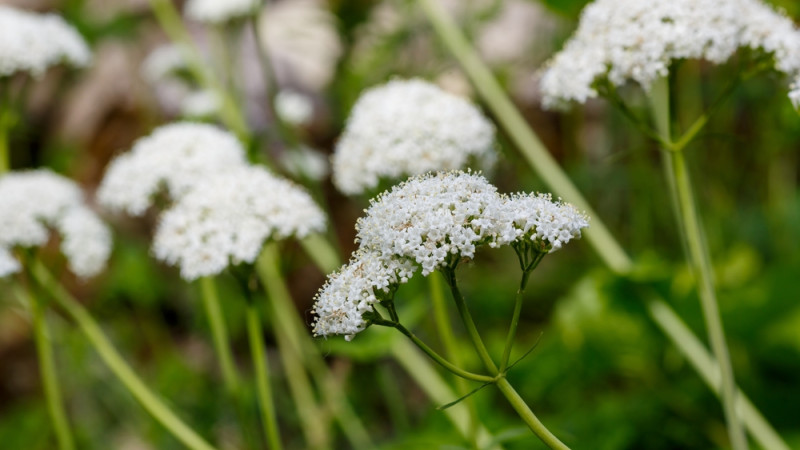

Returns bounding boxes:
[98,122,248,216]
[275,89,314,125]
[280,146,329,181]
[180,90,220,118]
[313,170,589,340]
[0,170,111,278]
[152,165,326,281]
[259,0,342,91]
[0,5,91,77]
[332,79,496,195]
[185,0,259,23]
[141,44,187,84]
[789,79,800,109]
[540,0,800,108]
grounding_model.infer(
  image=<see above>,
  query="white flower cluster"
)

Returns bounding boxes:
[0,170,111,278]
[539,0,800,108]
[152,166,327,281]
[98,122,247,216]
[185,0,259,23]
[0,6,91,78]
[331,79,497,195]
[312,171,589,339]
[141,44,187,84]
[275,90,314,125]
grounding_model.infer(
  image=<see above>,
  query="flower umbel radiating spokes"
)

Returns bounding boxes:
[332,79,497,195]
[0,170,111,278]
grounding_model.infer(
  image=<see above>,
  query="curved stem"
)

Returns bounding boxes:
[441,268,498,373]
[500,266,534,372]
[17,283,75,450]
[649,77,748,450]
[495,377,569,450]
[387,321,494,383]
[30,260,217,450]
[245,303,283,450]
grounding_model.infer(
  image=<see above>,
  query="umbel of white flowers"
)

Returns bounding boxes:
[539,0,800,108]
[152,165,327,281]
[0,170,111,278]
[331,79,497,195]
[184,0,259,23]
[0,5,91,78]
[312,171,589,340]
[97,122,248,216]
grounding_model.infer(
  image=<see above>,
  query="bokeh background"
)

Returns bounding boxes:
[1,0,799,448]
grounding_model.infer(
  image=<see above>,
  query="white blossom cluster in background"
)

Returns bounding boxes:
[331,79,497,195]
[97,122,247,216]
[140,44,187,84]
[99,122,326,281]
[152,166,326,281]
[539,0,800,108]
[0,170,111,278]
[313,171,589,340]
[0,5,91,78]
[184,0,259,23]
[275,90,314,125]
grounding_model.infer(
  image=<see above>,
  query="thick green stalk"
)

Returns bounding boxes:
[257,242,372,449]
[417,3,787,448]
[30,260,217,450]
[17,284,75,450]
[649,77,747,450]
[495,378,569,450]
[244,304,283,450]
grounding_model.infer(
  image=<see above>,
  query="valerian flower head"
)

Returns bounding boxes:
[539,0,800,108]
[97,122,247,216]
[311,250,417,340]
[184,0,259,23]
[313,171,590,340]
[0,5,91,78]
[331,79,497,195]
[0,170,111,278]
[152,166,326,281]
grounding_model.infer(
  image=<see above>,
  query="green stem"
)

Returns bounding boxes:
[649,77,748,450]
[199,277,262,450]
[300,233,342,275]
[500,268,533,372]
[245,303,283,450]
[256,243,372,449]
[418,3,787,448]
[495,378,569,450]
[147,0,250,142]
[29,260,217,450]
[17,283,75,450]
[429,273,480,448]
[441,268,497,373]
[0,109,9,174]
[199,277,241,398]
[387,321,494,383]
